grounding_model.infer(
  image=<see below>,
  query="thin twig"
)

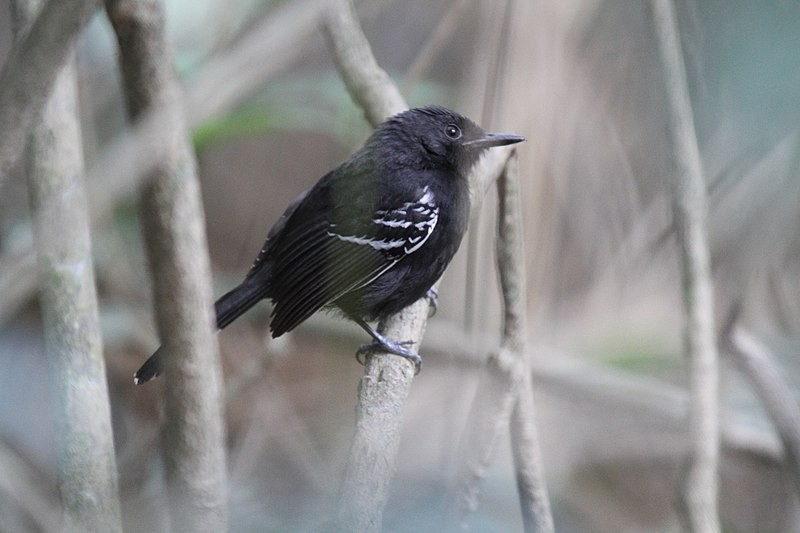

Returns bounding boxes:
[11,0,123,530]
[502,154,554,533]
[651,0,720,531]
[105,0,227,530]
[511,370,552,533]
[455,152,553,532]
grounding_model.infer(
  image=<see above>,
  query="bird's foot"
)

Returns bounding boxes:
[425,287,439,317]
[356,338,422,374]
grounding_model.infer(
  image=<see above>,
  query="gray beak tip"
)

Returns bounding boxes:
[466,132,526,149]
[487,133,526,146]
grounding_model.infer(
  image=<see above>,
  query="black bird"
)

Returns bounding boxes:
[134,105,524,383]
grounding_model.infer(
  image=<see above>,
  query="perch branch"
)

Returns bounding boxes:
[323,3,413,530]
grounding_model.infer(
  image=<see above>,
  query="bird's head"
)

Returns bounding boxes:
[371,105,525,174]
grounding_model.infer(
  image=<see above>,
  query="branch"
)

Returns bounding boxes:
[651,0,720,531]
[323,5,414,529]
[501,154,554,533]
[12,0,122,529]
[105,0,227,531]
[0,0,100,180]
[455,152,553,532]
[322,0,406,124]
[511,370,554,533]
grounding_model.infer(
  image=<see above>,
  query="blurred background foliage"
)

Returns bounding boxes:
[1,0,799,531]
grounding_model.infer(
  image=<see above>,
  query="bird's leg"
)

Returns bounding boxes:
[425,286,439,317]
[349,316,422,374]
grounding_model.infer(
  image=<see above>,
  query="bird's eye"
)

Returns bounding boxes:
[444,124,462,139]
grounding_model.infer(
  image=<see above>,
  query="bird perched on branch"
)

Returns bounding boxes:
[135,105,524,383]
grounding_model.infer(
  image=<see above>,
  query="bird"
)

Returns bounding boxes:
[134,105,524,384]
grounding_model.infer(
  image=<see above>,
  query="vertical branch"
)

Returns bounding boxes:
[500,153,554,533]
[105,0,227,531]
[454,152,553,532]
[12,0,122,530]
[0,0,100,179]
[650,0,720,531]
[511,371,553,533]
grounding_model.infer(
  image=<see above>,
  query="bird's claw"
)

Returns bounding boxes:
[425,287,439,317]
[356,340,422,374]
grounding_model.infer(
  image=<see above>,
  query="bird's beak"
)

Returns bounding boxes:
[465,132,526,150]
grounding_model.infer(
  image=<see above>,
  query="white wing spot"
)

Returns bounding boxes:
[372,218,413,228]
[327,231,406,250]
[404,206,438,254]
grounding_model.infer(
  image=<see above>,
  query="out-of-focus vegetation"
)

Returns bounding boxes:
[1,0,799,531]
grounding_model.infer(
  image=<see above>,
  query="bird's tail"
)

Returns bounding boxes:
[133,345,164,385]
[215,279,270,330]
[133,279,269,385]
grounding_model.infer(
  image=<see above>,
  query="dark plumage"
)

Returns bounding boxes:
[135,105,524,383]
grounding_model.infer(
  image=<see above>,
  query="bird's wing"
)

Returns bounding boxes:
[268,185,439,336]
[245,187,312,281]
